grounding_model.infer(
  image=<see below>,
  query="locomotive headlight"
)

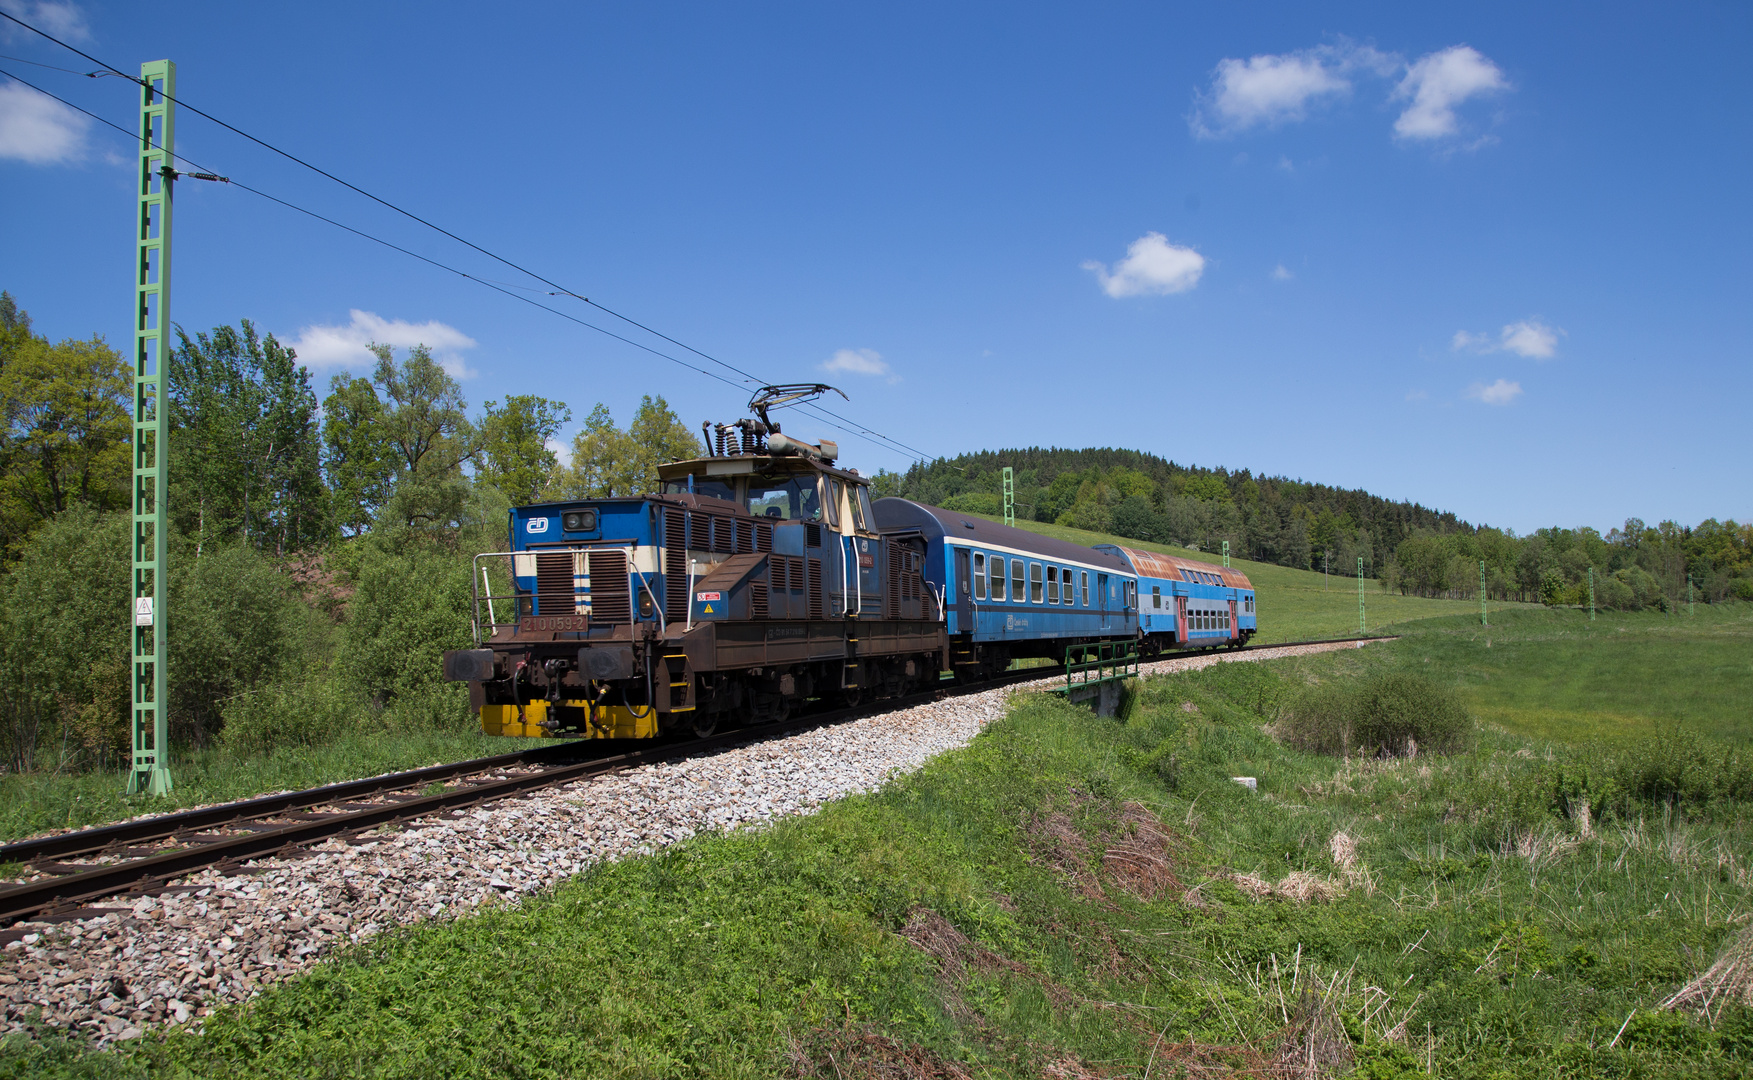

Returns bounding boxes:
[638,592,655,618]
[562,509,597,532]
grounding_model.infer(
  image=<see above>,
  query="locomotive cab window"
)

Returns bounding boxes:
[663,477,734,502]
[990,556,1006,601]
[851,485,876,534]
[1029,563,1043,603]
[824,479,844,527]
[973,553,986,600]
[1046,564,1059,604]
[747,474,821,522]
[1012,559,1025,601]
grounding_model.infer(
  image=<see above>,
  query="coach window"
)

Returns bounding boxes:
[1030,562,1044,603]
[990,556,1005,601]
[1081,571,1089,605]
[1152,586,1161,608]
[973,553,987,600]
[1046,564,1059,604]
[1061,567,1073,604]
[1012,559,1025,601]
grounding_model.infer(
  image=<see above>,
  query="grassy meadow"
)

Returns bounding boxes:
[8,601,1751,1078]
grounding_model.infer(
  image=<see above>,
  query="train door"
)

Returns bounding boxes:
[1097,573,1110,632]
[1176,596,1188,643]
[1229,598,1238,641]
[952,547,972,634]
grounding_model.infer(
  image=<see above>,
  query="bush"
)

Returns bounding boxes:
[939,492,1000,515]
[337,544,475,706]
[219,675,369,756]
[1609,729,1753,811]
[170,544,301,745]
[1279,672,1471,758]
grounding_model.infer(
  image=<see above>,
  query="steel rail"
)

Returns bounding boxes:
[0,634,1389,926]
[0,741,590,866]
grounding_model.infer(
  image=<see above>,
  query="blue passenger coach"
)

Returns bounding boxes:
[875,499,1137,676]
[1094,544,1256,653]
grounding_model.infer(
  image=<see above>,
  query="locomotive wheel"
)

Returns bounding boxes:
[691,714,719,738]
[842,685,863,708]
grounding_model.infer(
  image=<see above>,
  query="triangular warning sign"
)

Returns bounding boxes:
[702,604,714,613]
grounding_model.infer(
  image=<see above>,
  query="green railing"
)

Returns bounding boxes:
[1053,640,1139,694]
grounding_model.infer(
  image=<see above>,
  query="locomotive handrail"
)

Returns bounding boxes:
[470,551,525,647]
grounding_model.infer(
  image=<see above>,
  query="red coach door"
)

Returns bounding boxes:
[1176,596,1188,644]
[1229,599,1238,641]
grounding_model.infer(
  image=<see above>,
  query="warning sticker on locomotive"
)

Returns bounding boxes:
[519,615,588,632]
[696,591,721,601]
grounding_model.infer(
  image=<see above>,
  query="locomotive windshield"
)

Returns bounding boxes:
[660,477,735,501]
[746,473,822,521]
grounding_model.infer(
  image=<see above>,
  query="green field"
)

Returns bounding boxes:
[955,511,1537,642]
[16,612,1751,1079]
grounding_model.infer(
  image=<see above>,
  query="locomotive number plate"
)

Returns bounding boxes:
[520,615,589,632]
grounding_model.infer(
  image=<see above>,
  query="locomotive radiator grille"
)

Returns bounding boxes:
[587,550,631,623]
[886,542,901,619]
[662,512,687,622]
[750,560,769,618]
[808,557,823,619]
[535,551,581,616]
[755,522,773,552]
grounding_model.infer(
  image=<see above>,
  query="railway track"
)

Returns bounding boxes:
[0,635,1389,931]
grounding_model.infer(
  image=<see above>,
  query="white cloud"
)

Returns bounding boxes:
[545,437,572,469]
[1499,319,1560,358]
[287,309,478,377]
[1192,41,1397,137]
[1468,378,1523,405]
[0,1,89,42]
[822,347,897,382]
[1271,264,1293,281]
[0,79,88,164]
[1393,46,1509,140]
[1082,232,1205,297]
[1452,318,1562,359]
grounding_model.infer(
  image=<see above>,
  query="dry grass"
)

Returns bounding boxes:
[1661,923,1753,1023]
[785,1025,974,1080]
[1102,802,1184,902]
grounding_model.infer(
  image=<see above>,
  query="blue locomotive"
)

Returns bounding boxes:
[442,386,1255,738]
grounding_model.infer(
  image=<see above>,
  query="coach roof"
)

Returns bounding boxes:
[1097,544,1254,589]
[874,498,1132,572]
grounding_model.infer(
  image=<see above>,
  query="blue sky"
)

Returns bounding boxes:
[2,1,1748,534]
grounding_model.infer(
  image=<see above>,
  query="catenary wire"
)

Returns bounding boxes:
[4,68,932,462]
[2,10,937,465]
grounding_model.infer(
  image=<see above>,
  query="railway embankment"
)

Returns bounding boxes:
[0,640,1376,1048]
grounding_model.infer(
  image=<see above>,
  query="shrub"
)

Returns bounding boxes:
[1278,672,1471,758]
[219,675,368,756]
[336,544,474,706]
[939,492,1000,515]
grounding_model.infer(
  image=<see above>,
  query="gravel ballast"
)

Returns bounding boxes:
[1,639,1374,1045]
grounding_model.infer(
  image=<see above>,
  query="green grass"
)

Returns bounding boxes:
[0,727,546,844]
[1272,603,1753,746]
[14,625,1752,1079]
[957,511,1532,642]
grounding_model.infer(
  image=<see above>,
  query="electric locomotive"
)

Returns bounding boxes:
[442,386,944,738]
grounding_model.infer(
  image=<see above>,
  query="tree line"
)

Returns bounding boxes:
[0,291,699,774]
[872,447,1752,610]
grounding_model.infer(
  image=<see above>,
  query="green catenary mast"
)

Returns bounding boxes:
[1002,466,1014,528]
[129,60,175,796]
[1357,556,1365,634]
[1480,559,1488,626]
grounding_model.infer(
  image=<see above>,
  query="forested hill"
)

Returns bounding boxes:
[870,447,1464,575]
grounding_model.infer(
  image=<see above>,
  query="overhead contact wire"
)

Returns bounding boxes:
[5,11,935,463]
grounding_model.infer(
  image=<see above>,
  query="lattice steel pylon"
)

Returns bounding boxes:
[1222,540,1229,568]
[1002,467,1014,528]
[128,60,175,796]
[1480,559,1488,626]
